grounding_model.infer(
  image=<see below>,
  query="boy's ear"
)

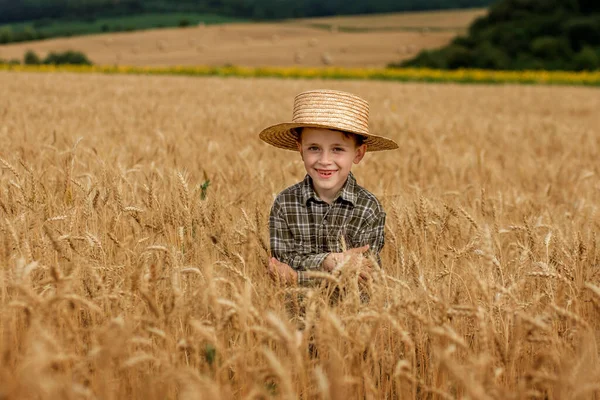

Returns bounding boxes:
[296,141,303,157]
[353,144,367,164]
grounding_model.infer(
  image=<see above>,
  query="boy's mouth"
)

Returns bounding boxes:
[316,169,337,179]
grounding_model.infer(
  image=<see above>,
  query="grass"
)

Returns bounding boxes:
[0,70,599,398]
[1,12,246,37]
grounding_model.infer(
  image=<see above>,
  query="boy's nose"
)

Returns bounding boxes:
[319,150,332,163]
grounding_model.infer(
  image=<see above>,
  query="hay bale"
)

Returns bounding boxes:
[294,51,305,64]
[156,40,167,52]
[321,52,333,65]
[308,38,319,47]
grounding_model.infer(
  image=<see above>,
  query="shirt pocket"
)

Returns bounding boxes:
[325,226,348,253]
[338,221,364,249]
[293,236,313,255]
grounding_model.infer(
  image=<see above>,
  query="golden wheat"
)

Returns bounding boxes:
[0,70,599,399]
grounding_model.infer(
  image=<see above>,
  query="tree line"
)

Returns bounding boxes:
[397,0,600,71]
[0,0,494,24]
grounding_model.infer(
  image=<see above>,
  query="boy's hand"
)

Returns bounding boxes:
[345,245,370,257]
[323,245,370,272]
[268,257,298,285]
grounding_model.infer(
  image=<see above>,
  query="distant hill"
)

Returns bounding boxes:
[0,9,485,68]
[397,0,600,70]
[0,0,495,44]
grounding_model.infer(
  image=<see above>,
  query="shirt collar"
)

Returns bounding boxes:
[301,172,358,206]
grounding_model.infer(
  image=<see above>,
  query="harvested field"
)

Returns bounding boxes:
[1,71,599,399]
[0,9,485,68]
[294,8,486,31]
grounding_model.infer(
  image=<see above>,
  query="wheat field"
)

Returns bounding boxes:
[1,71,599,399]
[293,8,486,31]
[0,9,485,68]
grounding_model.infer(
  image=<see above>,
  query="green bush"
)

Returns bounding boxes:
[394,49,447,69]
[43,50,93,65]
[20,27,38,41]
[443,45,474,69]
[451,35,477,48]
[563,17,600,51]
[24,50,41,65]
[0,27,13,44]
[473,42,511,69]
[530,36,572,60]
[33,19,52,28]
[400,0,600,71]
[573,46,600,70]
[513,53,547,70]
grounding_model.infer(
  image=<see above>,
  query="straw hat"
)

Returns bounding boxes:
[259,89,398,152]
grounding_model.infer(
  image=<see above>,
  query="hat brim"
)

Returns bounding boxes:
[259,122,398,152]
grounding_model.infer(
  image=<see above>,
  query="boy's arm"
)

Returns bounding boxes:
[269,202,329,285]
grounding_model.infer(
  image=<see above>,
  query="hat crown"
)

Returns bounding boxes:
[258,88,398,152]
[291,90,370,135]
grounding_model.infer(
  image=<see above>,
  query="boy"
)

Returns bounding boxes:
[259,89,398,285]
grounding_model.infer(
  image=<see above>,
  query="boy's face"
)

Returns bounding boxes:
[296,128,367,202]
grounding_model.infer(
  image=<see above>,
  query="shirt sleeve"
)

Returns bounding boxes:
[354,211,385,265]
[269,200,329,285]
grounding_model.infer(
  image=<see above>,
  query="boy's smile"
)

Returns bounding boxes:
[297,128,367,203]
[317,169,336,178]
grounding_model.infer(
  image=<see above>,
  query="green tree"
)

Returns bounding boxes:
[573,46,600,70]
[0,26,12,43]
[24,49,41,64]
[563,17,600,51]
[396,0,600,71]
[43,50,92,65]
[21,26,38,41]
[530,37,572,60]
[473,42,510,69]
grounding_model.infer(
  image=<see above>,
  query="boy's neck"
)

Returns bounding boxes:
[311,176,349,204]
[315,190,336,204]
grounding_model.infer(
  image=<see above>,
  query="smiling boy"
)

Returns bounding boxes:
[259,90,398,285]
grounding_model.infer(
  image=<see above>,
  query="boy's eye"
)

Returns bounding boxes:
[308,146,319,151]
[333,147,344,152]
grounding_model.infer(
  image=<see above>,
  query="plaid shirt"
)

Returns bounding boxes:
[269,172,385,285]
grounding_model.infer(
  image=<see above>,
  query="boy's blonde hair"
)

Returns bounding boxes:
[292,127,367,147]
